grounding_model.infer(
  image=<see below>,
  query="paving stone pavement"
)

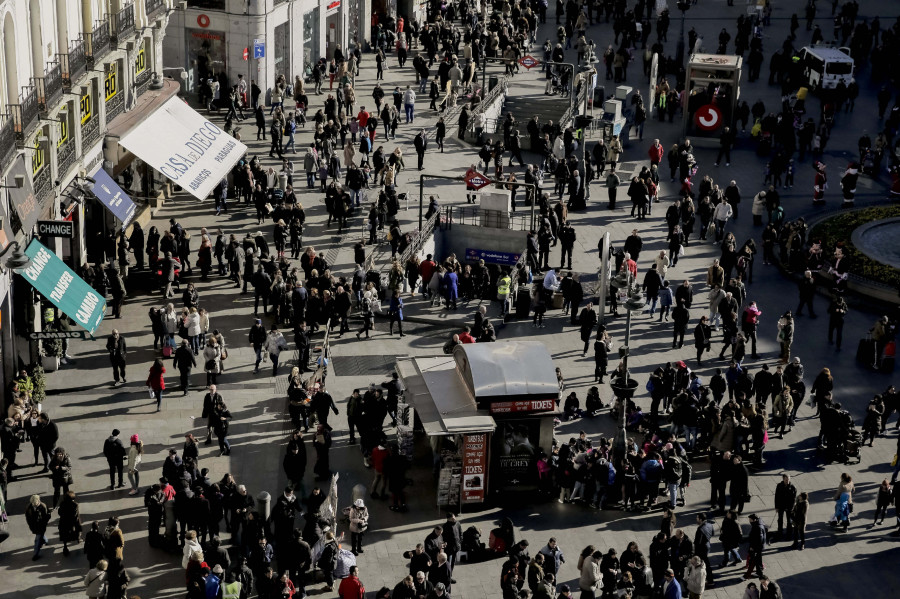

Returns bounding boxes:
[3,2,900,598]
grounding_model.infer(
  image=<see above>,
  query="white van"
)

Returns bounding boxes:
[799,46,855,91]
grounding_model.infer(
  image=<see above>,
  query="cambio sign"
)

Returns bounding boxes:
[118,96,248,200]
[18,240,106,335]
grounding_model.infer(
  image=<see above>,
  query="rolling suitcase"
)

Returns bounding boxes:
[880,341,896,373]
[856,334,876,368]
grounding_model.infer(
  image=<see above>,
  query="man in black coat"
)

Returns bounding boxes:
[173,340,197,395]
[424,526,445,562]
[773,473,797,540]
[414,129,428,170]
[623,229,643,262]
[442,513,463,572]
[249,318,267,374]
[103,429,127,489]
[202,385,224,444]
[106,329,127,385]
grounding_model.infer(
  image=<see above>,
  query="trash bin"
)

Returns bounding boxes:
[257,491,272,521]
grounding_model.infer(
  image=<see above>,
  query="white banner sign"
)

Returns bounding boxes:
[118,96,247,200]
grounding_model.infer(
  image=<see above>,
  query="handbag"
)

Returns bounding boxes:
[677,244,685,257]
[148,387,156,399]
[892,454,898,467]
[221,348,229,361]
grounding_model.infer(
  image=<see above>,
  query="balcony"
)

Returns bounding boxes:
[85,20,111,70]
[59,37,87,90]
[0,115,16,170]
[82,112,101,151]
[35,62,64,113]
[7,86,40,143]
[57,134,77,177]
[111,3,136,43]
[146,0,166,19]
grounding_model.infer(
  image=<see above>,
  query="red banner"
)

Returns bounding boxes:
[462,433,488,503]
[490,399,556,414]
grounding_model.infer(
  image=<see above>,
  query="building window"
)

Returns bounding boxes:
[274,22,290,82]
[303,8,320,69]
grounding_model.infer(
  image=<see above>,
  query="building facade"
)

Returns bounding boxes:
[163,0,371,100]
[0,0,173,393]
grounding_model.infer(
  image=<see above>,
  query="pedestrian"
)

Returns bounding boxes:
[106,329,127,386]
[264,324,288,376]
[346,498,370,555]
[48,446,73,509]
[684,556,707,598]
[57,490,82,556]
[313,423,333,480]
[203,337,223,386]
[102,429,126,491]
[213,400,233,456]
[173,339,196,395]
[773,473,797,540]
[84,559,109,598]
[25,494,51,560]
[742,514,767,579]
[126,434,143,495]
[719,510,742,567]
[146,358,166,412]
[389,290,406,337]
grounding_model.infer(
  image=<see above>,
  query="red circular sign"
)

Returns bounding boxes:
[694,104,723,131]
[197,14,210,28]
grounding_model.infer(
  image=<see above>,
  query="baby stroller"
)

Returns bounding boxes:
[819,426,862,464]
[861,150,877,176]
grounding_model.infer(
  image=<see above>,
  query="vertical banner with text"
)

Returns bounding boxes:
[462,433,488,504]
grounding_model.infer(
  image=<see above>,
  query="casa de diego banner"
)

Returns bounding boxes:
[17,240,106,335]
[118,96,248,200]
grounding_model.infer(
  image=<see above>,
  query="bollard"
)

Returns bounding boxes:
[164,499,177,546]
[257,491,272,522]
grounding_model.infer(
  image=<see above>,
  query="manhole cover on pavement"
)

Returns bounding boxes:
[331,354,408,376]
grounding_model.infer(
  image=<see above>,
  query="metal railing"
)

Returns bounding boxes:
[35,62,63,112]
[81,113,101,150]
[59,38,87,89]
[146,0,166,19]
[0,114,16,169]
[560,85,588,130]
[111,3,136,43]
[8,86,40,141]
[57,136,77,177]
[397,210,439,266]
[85,20,111,69]
[106,89,125,124]
[441,205,532,231]
[33,163,52,203]
[507,250,529,308]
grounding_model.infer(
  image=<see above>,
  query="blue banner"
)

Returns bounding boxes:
[89,167,136,229]
[17,240,106,335]
[465,248,521,266]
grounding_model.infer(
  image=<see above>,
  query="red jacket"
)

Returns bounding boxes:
[338,575,365,599]
[459,332,476,344]
[647,143,664,164]
[147,364,166,391]
[419,260,437,285]
[371,445,389,473]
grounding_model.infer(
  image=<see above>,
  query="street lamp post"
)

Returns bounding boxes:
[675,1,692,69]
[608,268,646,466]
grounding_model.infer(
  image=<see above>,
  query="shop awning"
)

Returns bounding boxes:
[397,357,495,436]
[117,95,247,200]
[88,166,136,229]
[15,239,106,335]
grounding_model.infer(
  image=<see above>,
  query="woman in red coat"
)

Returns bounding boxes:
[146,358,166,412]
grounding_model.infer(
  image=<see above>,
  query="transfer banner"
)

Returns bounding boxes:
[117,96,247,200]
[16,240,106,335]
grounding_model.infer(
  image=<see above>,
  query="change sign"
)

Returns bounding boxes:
[17,240,106,335]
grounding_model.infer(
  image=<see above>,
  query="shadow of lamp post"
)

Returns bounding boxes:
[609,268,646,466]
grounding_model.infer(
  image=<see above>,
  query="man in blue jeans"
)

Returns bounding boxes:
[403,86,416,123]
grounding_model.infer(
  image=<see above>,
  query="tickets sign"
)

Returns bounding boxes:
[462,433,487,503]
[489,399,556,414]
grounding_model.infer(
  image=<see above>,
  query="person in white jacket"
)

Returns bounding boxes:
[126,434,143,495]
[84,559,108,599]
[187,308,202,355]
[264,325,288,377]
[164,303,178,347]
[578,549,603,599]
[713,201,733,242]
[182,530,203,568]
[685,555,707,596]
[708,285,727,330]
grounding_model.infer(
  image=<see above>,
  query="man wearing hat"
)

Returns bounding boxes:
[102,429,126,490]
[206,564,224,598]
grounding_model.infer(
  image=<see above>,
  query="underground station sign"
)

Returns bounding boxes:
[464,170,491,190]
[518,55,539,70]
[38,220,74,238]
